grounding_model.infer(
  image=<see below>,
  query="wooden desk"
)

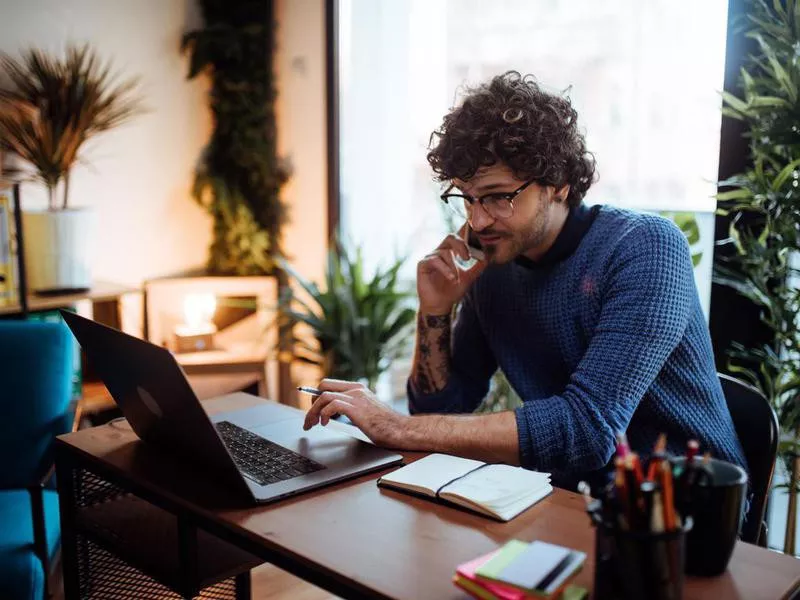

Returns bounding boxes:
[55,394,800,600]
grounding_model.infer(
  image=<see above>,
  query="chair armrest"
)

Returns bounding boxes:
[39,463,55,488]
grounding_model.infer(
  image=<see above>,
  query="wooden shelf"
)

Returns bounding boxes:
[80,371,265,416]
[0,280,138,316]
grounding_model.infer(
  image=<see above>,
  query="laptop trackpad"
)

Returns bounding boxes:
[249,421,362,468]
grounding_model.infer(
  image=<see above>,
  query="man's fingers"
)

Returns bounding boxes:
[320,398,354,426]
[461,257,488,285]
[318,378,364,393]
[304,391,350,429]
[437,234,470,260]
[421,254,459,283]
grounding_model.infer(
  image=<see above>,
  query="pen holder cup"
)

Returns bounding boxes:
[593,517,692,600]
[671,457,747,576]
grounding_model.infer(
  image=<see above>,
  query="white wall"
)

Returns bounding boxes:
[0,0,213,287]
[275,0,327,286]
[274,0,328,400]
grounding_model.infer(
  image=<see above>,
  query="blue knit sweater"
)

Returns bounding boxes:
[408,205,746,490]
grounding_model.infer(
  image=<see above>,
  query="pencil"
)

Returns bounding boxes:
[660,460,677,531]
[650,490,665,533]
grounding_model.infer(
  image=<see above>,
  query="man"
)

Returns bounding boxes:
[303,71,745,490]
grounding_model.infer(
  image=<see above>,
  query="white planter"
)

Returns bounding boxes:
[22,208,97,292]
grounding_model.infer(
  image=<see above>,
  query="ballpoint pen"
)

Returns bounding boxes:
[297,386,322,396]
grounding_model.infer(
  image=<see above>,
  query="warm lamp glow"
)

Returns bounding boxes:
[174,292,217,352]
[183,293,216,329]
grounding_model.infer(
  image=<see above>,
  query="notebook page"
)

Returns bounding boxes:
[441,464,550,506]
[378,453,485,496]
[439,464,552,520]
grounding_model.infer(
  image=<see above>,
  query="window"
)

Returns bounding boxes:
[338,0,728,317]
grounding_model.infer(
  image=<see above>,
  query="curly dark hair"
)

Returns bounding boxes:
[427,71,597,208]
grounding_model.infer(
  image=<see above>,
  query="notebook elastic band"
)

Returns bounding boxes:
[434,463,495,497]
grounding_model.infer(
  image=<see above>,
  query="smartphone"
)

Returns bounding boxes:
[454,224,485,271]
[465,224,486,260]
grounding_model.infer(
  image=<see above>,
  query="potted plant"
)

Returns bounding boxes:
[0,44,143,292]
[278,241,416,396]
[713,0,800,554]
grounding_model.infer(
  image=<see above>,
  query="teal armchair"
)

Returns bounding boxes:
[0,321,74,600]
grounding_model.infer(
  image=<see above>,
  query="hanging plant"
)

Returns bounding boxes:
[182,0,289,275]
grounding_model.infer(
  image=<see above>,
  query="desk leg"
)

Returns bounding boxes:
[177,514,199,599]
[235,571,252,600]
[55,452,81,600]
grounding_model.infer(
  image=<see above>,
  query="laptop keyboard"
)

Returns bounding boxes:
[215,421,325,485]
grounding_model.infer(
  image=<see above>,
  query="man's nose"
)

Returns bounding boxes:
[468,202,495,231]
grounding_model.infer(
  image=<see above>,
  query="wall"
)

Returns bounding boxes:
[0,0,330,394]
[0,0,213,288]
[274,0,327,286]
[274,0,328,401]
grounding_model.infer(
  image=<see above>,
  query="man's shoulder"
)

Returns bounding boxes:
[591,206,686,252]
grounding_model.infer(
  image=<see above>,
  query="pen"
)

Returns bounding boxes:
[297,386,322,396]
[641,481,656,530]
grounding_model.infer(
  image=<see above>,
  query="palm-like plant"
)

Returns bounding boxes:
[278,242,416,389]
[713,0,800,553]
[0,44,143,209]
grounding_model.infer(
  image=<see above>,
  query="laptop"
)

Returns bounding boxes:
[60,310,403,504]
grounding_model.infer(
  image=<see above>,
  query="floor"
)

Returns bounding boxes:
[51,561,342,600]
[250,563,341,600]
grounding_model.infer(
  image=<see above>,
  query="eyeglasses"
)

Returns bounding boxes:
[440,179,536,221]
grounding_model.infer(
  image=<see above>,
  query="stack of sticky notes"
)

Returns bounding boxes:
[453,540,588,600]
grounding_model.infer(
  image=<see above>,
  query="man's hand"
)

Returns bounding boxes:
[417,227,486,316]
[303,378,408,448]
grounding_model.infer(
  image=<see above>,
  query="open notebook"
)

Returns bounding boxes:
[377,454,552,522]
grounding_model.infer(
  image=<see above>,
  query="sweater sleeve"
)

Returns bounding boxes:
[515,218,694,472]
[407,290,497,414]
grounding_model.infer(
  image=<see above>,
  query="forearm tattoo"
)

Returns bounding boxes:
[412,313,452,394]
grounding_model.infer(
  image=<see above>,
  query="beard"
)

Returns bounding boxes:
[484,210,551,264]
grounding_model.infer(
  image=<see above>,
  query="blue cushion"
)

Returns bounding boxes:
[0,549,44,600]
[0,489,60,600]
[0,321,74,488]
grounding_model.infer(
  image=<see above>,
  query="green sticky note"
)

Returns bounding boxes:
[562,584,588,600]
[475,540,529,579]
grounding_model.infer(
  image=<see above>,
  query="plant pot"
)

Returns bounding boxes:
[22,208,97,293]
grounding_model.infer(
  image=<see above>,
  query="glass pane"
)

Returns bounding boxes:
[338,0,727,316]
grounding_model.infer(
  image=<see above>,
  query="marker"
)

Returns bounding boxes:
[616,432,630,458]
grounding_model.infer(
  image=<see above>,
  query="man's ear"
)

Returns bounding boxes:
[555,184,571,202]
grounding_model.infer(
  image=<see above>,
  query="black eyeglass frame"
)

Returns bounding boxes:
[439,179,537,218]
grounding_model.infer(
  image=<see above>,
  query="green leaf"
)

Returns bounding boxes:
[749,96,790,108]
[771,157,800,191]
[716,188,753,201]
[721,90,748,112]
